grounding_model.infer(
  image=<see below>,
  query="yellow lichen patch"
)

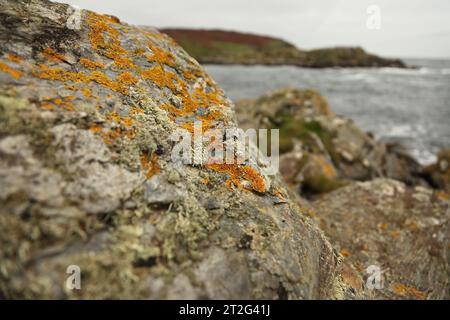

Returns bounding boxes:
[42,48,67,62]
[6,54,21,63]
[38,96,75,111]
[206,163,266,193]
[79,58,105,70]
[140,152,160,178]
[340,248,351,257]
[179,120,215,134]
[389,230,400,238]
[33,64,89,83]
[101,128,121,145]
[0,62,21,79]
[89,124,103,134]
[392,283,426,300]
[35,64,130,94]
[433,190,450,202]
[313,154,337,178]
[240,166,266,193]
[87,12,138,70]
[116,71,138,86]
[82,87,92,97]
[130,107,145,115]
[106,112,133,127]
[147,42,174,67]
[140,65,176,89]
[378,222,389,231]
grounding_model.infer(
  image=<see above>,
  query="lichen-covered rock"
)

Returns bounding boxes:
[236,88,426,196]
[311,179,450,299]
[0,0,353,299]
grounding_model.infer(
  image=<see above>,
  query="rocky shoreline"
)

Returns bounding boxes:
[0,0,448,299]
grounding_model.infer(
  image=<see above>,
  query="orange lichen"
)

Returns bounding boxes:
[102,128,121,145]
[130,108,145,115]
[82,87,92,97]
[240,166,266,193]
[340,248,351,257]
[0,62,21,79]
[38,96,75,111]
[34,64,88,83]
[140,152,160,178]
[147,42,174,67]
[378,222,388,231]
[89,124,103,134]
[42,48,67,62]
[140,65,176,89]
[392,283,426,300]
[434,190,450,202]
[116,71,138,86]
[6,54,21,63]
[79,58,105,70]
[87,12,138,70]
[206,163,265,193]
[389,230,400,238]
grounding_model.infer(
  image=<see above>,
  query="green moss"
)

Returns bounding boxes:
[270,115,344,167]
[301,174,348,195]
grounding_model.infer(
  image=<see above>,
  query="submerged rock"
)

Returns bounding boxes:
[312,179,449,299]
[236,88,426,196]
[0,0,353,299]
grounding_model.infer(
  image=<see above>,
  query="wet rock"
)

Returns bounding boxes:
[0,0,353,299]
[311,179,450,299]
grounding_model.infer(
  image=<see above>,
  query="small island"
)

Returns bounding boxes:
[161,28,407,68]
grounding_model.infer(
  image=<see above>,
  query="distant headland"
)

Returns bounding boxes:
[160,28,407,68]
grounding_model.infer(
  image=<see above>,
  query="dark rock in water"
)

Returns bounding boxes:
[235,88,427,196]
[423,149,450,192]
[312,179,450,299]
[0,0,354,299]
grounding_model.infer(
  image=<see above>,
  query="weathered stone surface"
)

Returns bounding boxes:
[311,179,450,299]
[0,0,352,299]
[236,88,426,196]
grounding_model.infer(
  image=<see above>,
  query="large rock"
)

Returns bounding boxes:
[236,88,426,196]
[311,179,449,299]
[0,0,353,299]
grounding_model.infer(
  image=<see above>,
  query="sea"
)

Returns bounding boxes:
[206,58,450,165]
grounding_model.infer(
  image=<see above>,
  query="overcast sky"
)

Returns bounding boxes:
[60,0,450,58]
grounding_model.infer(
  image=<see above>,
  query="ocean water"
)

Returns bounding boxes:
[206,58,450,164]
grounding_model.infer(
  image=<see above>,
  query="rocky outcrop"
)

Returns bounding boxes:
[0,0,354,299]
[235,88,426,196]
[161,29,407,68]
[423,149,450,191]
[311,179,449,300]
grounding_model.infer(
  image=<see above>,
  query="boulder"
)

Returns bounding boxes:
[311,179,450,299]
[0,0,353,299]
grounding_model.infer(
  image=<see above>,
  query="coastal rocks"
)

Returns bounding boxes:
[0,0,353,299]
[311,179,450,299]
[423,149,450,191]
[235,88,425,196]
